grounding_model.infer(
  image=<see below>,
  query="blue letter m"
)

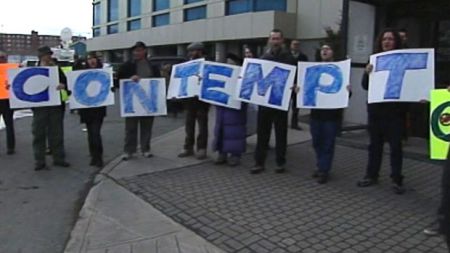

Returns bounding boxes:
[239,63,290,106]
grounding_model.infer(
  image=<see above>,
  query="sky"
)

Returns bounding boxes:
[0,0,93,38]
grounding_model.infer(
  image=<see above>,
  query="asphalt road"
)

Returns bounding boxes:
[0,97,185,253]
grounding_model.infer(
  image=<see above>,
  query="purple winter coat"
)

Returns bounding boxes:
[213,105,247,156]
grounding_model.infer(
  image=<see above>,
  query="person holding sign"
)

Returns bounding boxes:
[250,29,297,174]
[0,50,16,155]
[357,29,407,194]
[31,46,70,171]
[212,53,247,166]
[117,42,160,160]
[306,44,350,184]
[74,52,107,168]
[178,42,210,160]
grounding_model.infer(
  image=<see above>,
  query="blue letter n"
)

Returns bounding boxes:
[123,80,159,114]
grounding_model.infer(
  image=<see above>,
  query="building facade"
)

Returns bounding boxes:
[88,0,342,62]
[0,30,86,62]
[88,0,450,136]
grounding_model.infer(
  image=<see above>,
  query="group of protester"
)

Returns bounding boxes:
[1,27,450,247]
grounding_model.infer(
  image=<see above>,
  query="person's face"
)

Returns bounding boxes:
[320,45,334,61]
[0,53,7,64]
[87,57,98,68]
[40,54,52,63]
[399,31,408,44]
[188,49,202,59]
[244,48,253,58]
[381,32,396,52]
[290,40,300,52]
[132,47,147,60]
[268,32,284,50]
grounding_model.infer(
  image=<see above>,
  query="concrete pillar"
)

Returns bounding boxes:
[123,49,131,61]
[147,47,156,57]
[215,42,226,63]
[177,44,187,57]
[103,50,111,63]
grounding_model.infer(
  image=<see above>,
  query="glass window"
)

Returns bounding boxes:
[128,0,141,17]
[93,2,101,25]
[184,0,203,4]
[254,0,286,12]
[226,0,251,15]
[127,19,141,31]
[93,28,101,37]
[152,13,170,27]
[184,6,206,21]
[108,0,119,22]
[153,0,170,11]
[225,0,286,15]
[107,24,119,34]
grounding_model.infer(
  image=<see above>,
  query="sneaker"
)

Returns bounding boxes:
[250,165,265,174]
[196,149,207,160]
[178,149,194,158]
[424,221,441,236]
[122,153,132,161]
[142,152,154,158]
[6,149,15,155]
[215,153,227,165]
[357,177,378,187]
[34,164,49,171]
[95,159,104,168]
[228,156,241,167]
[53,161,70,168]
[317,173,329,184]
[275,164,286,174]
[89,158,96,166]
[392,182,405,195]
[312,171,320,178]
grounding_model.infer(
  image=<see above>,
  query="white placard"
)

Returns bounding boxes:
[235,58,296,111]
[199,61,241,109]
[8,67,61,109]
[167,59,204,99]
[120,78,167,117]
[67,68,114,109]
[297,59,351,109]
[368,48,435,104]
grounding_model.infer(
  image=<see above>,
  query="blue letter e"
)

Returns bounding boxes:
[201,64,233,105]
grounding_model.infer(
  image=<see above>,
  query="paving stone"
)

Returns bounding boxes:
[121,143,448,253]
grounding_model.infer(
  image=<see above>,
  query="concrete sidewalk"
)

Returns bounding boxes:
[64,110,311,252]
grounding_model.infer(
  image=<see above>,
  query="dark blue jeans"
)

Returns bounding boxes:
[310,119,339,174]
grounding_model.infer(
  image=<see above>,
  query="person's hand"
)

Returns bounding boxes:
[291,86,300,94]
[346,85,352,92]
[131,75,140,82]
[365,64,374,74]
[56,83,66,90]
[447,85,450,92]
[5,81,10,90]
[196,74,203,84]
